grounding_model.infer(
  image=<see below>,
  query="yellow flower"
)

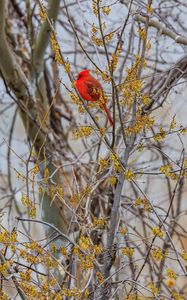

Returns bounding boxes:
[105,32,114,43]
[134,197,142,206]
[91,24,98,34]
[85,288,90,299]
[0,289,8,300]
[125,112,154,135]
[152,227,164,239]
[92,1,98,16]
[122,247,134,257]
[51,243,56,253]
[160,164,172,177]
[81,255,94,270]
[138,27,146,40]
[146,4,154,14]
[96,271,104,283]
[149,282,158,295]
[78,236,92,251]
[153,127,166,142]
[180,127,187,135]
[109,49,121,71]
[21,194,36,218]
[99,127,106,135]
[102,6,111,15]
[124,168,135,181]
[142,94,151,105]
[181,251,187,260]
[109,176,117,185]
[120,227,127,235]
[167,268,177,279]
[99,158,109,169]
[165,277,176,288]
[91,35,103,47]
[110,153,123,173]
[125,293,135,300]
[74,126,93,139]
[94,245,103,255]
[152,248,163,261]
[64,61,71,74]
[51,33,63,65]
[39,3,47,21]
[93,218,107,228]
[146,40,152,52]
[172,291,184,300]
[169,116,177,130]
[60,247,67,256]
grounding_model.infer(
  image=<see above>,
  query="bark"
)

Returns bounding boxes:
[0,0,67,241]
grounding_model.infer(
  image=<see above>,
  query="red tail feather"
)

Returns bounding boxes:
[103,104,113,127]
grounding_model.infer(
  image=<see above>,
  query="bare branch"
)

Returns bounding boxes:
[32,0,61,76]
[134,14,187,46]
[0,251,27,300]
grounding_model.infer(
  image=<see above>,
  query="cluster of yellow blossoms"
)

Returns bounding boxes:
[152,226,164,239]
[72,235,103,271]
[160,163,180,181]
[74,126,93,139]
[21,194,36,218]
[134,197,151,212]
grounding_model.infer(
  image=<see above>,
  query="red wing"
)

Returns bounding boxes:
[84,79,103,101]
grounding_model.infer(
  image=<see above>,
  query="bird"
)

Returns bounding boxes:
[75,70,113,127]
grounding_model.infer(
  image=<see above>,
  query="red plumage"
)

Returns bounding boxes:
[76,70,113,127]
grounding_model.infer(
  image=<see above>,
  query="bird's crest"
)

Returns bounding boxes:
[77,70,90,78]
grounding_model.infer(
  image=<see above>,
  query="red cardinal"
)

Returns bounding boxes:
[76,70,113,127]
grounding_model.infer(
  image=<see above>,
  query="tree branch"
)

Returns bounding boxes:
[0,0,67,240]
[0,251,27,300]
[32,0,61,76]
[120,0,187,45]
[134,14,187,46]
